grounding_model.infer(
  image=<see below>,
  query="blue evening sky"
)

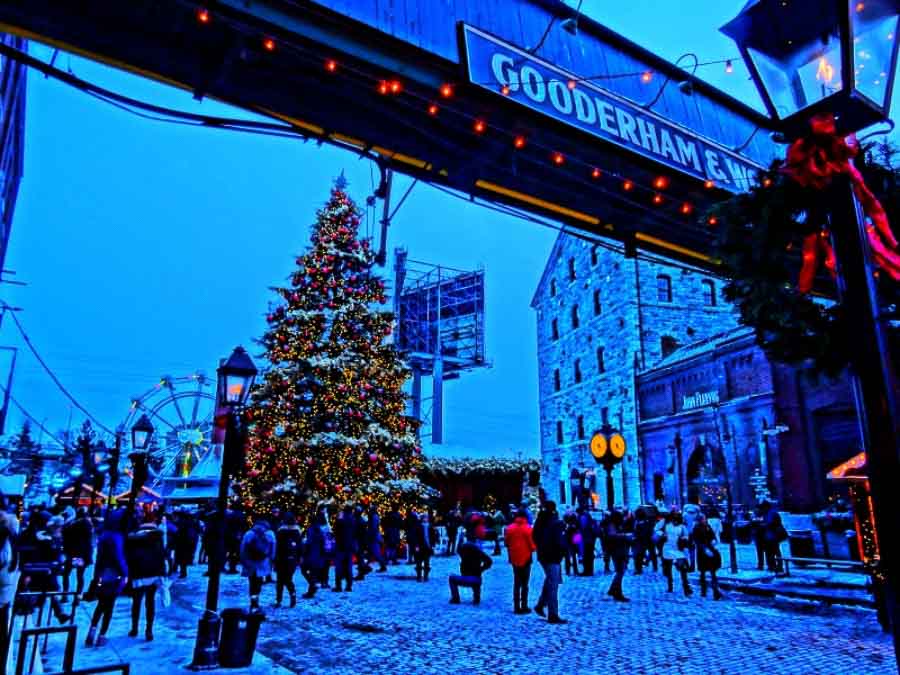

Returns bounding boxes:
[1,1,894,458]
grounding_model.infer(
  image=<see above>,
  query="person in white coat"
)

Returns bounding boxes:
[659,510,693,596]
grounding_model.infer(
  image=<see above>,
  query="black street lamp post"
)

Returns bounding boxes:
[191,346,257,670]
[722,0,900,661]
[712,408,740,574]
[127,414,154,523]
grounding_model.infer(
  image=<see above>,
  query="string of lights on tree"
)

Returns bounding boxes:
[191,4,766,224]
[237,180,428,523]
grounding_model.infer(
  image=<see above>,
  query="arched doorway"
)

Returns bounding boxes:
[686,439,728,507]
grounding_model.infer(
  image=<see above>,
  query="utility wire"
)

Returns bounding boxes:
[2,307,116,435]
[0,384,68,449]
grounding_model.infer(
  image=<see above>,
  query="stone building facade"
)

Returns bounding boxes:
[531,233,739,508]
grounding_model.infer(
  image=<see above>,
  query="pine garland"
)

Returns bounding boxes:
[712,143,900,377]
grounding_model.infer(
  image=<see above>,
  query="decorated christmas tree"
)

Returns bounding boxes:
[238,178,428,522]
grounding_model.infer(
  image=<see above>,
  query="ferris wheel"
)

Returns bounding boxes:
[121,373,216,487]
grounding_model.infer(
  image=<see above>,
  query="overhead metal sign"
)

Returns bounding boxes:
[461,24,764,192]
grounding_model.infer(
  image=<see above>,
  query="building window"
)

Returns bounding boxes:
[597,346,605,373]
[568,257,576,281]
[657,274,672,303]
[577,415,585,439]
[593,289,602,316]
[661,335,679,358]
[553,369,561,392]
[590,245,598,266]
[556,421,564,444]
[574,359,582,383]
[702,279,716,306]
[550,278,557,297]
[551,318,559,341]
[571,305,580,329]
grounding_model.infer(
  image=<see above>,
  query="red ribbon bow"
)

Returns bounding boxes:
[780,113,900,293]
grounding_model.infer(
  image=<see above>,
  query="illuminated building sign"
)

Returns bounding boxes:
[682,390,720,410]
[461,25,763,191]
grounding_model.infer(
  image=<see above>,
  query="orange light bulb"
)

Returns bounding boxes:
[196,8,210,23]
[473,119,486,134]
[440,83,453,98]
[591,168,601,179]
[552,151,565,166]
[623,179,634,191]
[513,135,527,149]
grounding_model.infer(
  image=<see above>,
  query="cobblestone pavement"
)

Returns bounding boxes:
[27,553,895,674]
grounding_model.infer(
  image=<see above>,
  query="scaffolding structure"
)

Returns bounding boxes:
[394,249,488,443]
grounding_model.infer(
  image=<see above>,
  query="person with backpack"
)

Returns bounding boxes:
[124,512,166,641]
[300,512,326,599]
[274,513,302,608]
[240,520,275,610]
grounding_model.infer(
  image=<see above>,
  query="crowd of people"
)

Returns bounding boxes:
[0,493,789,654]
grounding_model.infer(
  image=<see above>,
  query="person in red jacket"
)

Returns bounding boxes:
[504,510,536,615]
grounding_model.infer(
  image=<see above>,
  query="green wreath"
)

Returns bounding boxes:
[712,143,900,378]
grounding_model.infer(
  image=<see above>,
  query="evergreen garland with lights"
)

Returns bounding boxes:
[237,181,424,523]
[713,143,900,378]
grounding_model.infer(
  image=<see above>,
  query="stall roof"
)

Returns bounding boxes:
[827,452,868,481]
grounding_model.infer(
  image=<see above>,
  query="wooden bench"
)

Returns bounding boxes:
[780,556,866,576]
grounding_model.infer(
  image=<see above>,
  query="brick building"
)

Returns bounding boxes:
[531,233,739,508]
[637,328,860,512]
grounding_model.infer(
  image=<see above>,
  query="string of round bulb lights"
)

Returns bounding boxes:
[183,2,770,235]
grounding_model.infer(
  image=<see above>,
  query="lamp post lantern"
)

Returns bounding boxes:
[722,0,900,660]
[721,0,899,138]
[191,346,257,670]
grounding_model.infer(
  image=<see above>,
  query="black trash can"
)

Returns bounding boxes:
[218,608,265,668]
[789,529,815,558]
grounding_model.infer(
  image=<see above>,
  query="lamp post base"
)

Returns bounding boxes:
[189,610,221,670]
